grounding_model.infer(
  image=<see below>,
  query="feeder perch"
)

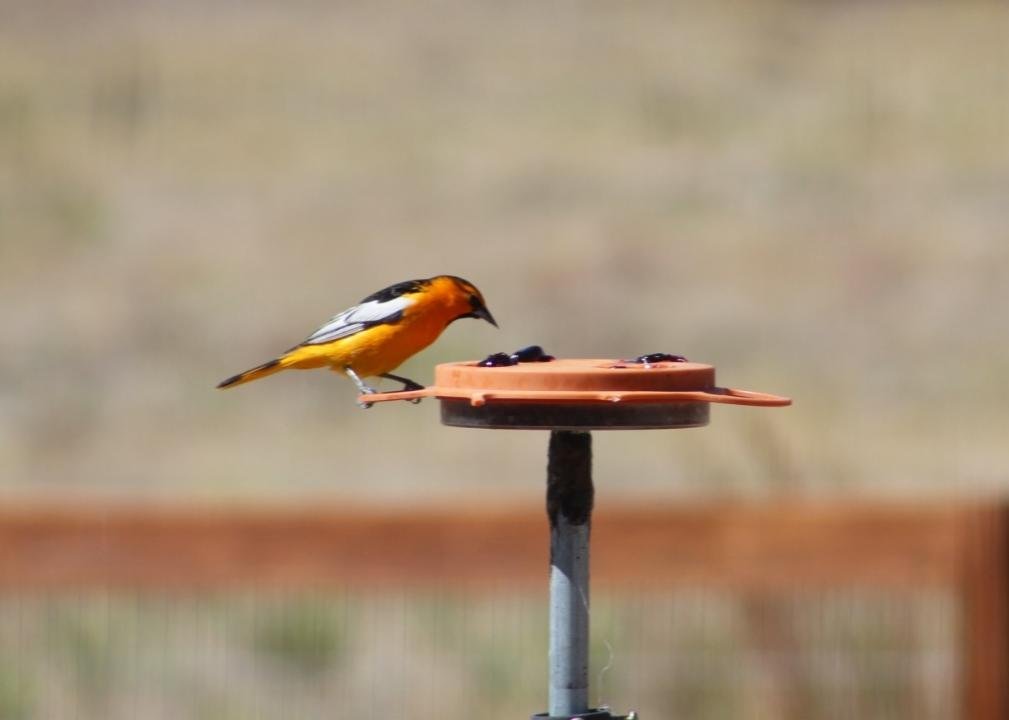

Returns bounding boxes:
[365,358,790,720]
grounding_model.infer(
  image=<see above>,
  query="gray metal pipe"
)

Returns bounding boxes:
[547,430,593,718]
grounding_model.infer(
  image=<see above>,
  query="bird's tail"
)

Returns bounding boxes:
[216,358,284,389]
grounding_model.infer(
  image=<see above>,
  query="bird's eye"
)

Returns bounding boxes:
[468,293,480,309]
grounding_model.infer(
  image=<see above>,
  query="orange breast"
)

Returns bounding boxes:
[338,313,449,377]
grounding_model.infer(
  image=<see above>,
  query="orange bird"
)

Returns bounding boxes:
[217,275,496,400]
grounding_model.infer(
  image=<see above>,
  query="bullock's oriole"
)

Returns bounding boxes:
[217,275,496,397]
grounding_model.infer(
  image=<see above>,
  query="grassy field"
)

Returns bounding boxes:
[1,0,1007,501]
[0,590,958,720]
[0,0,1007,717]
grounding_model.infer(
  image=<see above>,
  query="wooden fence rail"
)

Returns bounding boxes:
[0,501,1004,718]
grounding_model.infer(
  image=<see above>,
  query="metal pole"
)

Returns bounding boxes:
[547,430,593,718]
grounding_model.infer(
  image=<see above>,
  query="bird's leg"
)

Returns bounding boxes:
[380,373,425,392]
[379,373,425,404]
[344,367,377,408]
[344,367,377,394]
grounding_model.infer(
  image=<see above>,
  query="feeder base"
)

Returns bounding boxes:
[531,710,637,720]
[440,399,709,430]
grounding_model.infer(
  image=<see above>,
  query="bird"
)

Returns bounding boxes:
[216,275,496,400]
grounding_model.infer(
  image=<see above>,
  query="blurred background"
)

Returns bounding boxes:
[1,0,1007,718]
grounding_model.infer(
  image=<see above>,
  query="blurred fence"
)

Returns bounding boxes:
[0,501,1004,719]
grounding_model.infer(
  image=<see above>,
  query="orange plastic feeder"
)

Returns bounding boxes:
[364,354,789,720]
[361,358,790,429]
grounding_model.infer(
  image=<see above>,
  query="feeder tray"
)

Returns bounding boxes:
[362,359,790,430]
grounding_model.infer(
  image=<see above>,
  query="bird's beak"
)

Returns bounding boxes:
[474,305,498,328]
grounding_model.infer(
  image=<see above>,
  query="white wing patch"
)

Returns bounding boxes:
[302,295,414,345]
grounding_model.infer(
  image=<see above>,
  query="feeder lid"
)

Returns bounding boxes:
[363,358,788,430]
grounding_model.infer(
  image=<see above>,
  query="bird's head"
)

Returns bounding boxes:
[435,275,498,328]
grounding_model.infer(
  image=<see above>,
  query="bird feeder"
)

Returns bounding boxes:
[365,356,790,720]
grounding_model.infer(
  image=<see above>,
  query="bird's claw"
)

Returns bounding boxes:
[355,383,377,410]
[398,379,424,403]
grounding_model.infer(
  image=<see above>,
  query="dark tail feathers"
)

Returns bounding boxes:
[216,359,281,389]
